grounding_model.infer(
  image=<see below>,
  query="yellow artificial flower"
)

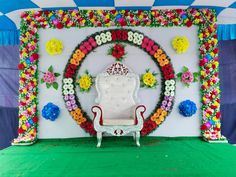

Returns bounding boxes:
[142,72,157,87]
[172,36,189,54]
[46,38,63,55]
[78,74,92,91]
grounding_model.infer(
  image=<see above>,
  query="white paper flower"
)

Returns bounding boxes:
[96,40,102,45]
[95,35,100,41]
[100,33,106,38]
[133,38,138,44]
[169,85,175,91]
[128,31,133,37]
[101,38,107,43]
[69,90,75,95]
[170,91,175,96]
[165,86,170,91]
[63,90,69,95]
[164,91,170,96]
[107,36,112,41]
[67,78,73,84]
[165,80,171,86]
[128,36,133,42]
[138,34,144,40]
[170,80,175,85]
[133,32,139,38]
[68,84,74,89]
[63,85,69,89]
[106,31,111,37]
[137,40,142,45]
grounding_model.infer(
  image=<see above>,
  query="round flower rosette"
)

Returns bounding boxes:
[62,29,176,135]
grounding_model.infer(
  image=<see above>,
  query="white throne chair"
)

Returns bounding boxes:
[92,62,146,147]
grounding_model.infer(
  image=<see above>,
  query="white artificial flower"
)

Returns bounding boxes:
[67,78,73,84]
[100,33,106,38]
[96,40,102,45]
[165,86,170,91]
[107,36,112,41]
[164,91,170,96]
[63,85,69,90]
[133,38,138,44]
[106,31,111,37]
[137,40,142,45]
[128,31,133,37]
[170,91,175,97]
[101,38,107,43]
[68,84,74,89]
[170,85,175,91]
[170,80,175,85]
[128,36,133,42]
[165,80,171,86]
[138,34,144,40]
[95,35,100,41]
[69,90,75,95]
[133,32,139,38]
[63,90,69,95]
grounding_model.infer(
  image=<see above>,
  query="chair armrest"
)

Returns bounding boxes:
[91,106,103,126]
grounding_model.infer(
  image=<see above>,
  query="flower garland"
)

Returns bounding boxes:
[140,69,158,88]
[176,66,199,87]
[41,65,60,90]
[15,9,223,145]
[76,70,93,92]
[62,28,176,136]
[172,36,189,54]
[108,43,126,61]
[46,38,63,55]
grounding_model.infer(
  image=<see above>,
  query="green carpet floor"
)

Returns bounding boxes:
[0,137,236,177]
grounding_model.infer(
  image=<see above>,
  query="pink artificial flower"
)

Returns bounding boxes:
[43,71,56,84]
[181,71,194,84]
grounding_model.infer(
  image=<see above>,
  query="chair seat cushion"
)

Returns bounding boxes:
[103,118,134,126]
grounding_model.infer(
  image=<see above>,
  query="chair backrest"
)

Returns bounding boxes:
[95,62,140,119]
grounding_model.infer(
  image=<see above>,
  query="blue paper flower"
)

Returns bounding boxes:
[42,102,60,121]
[115,14,122,21]
[178,100,197,117]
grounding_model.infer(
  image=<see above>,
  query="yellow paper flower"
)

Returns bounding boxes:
[46,38,63,55]
[141,70,158,88]
[172,36,189,54]
[77,72,93,92]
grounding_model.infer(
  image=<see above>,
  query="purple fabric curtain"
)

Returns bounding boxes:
[219,40,236,144]
[0,45,19,149]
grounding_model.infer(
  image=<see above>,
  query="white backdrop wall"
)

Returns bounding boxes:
[38,26,201,138]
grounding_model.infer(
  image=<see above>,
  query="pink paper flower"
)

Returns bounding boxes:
[43,71,56,84]
[181,71,194,84]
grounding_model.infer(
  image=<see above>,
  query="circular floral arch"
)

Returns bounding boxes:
[62,29,176,136]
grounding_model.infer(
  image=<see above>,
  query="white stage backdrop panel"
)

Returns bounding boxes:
[38,26,200,138]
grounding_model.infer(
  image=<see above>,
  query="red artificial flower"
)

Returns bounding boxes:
[200,124,208,131]
[80,121,96,135]
[162,64,175,80]
[109,44,126,60]
[18,63,25,70]
[186,20,193,27]
[141,119,157,136]
[31,53,39,61]
[32,116,38,123]
[18,127,25,134]
[56,22,64,29]
[121,30,128,40]
[111,31,117,41]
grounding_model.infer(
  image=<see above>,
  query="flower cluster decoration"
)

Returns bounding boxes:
[172,36,189,54]
[176,66,199,87]
[76,70,93,92]
[46,38,63,55]
[140,69,158,88]
[179,100,197,117]
[15,9,222,145]
[108,43,126,61]
[41,65,60,90]
[42,102,60,121]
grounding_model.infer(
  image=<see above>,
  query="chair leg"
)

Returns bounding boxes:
[133,132,136,141]
[97,132,102,148]
[135,131,140,147]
